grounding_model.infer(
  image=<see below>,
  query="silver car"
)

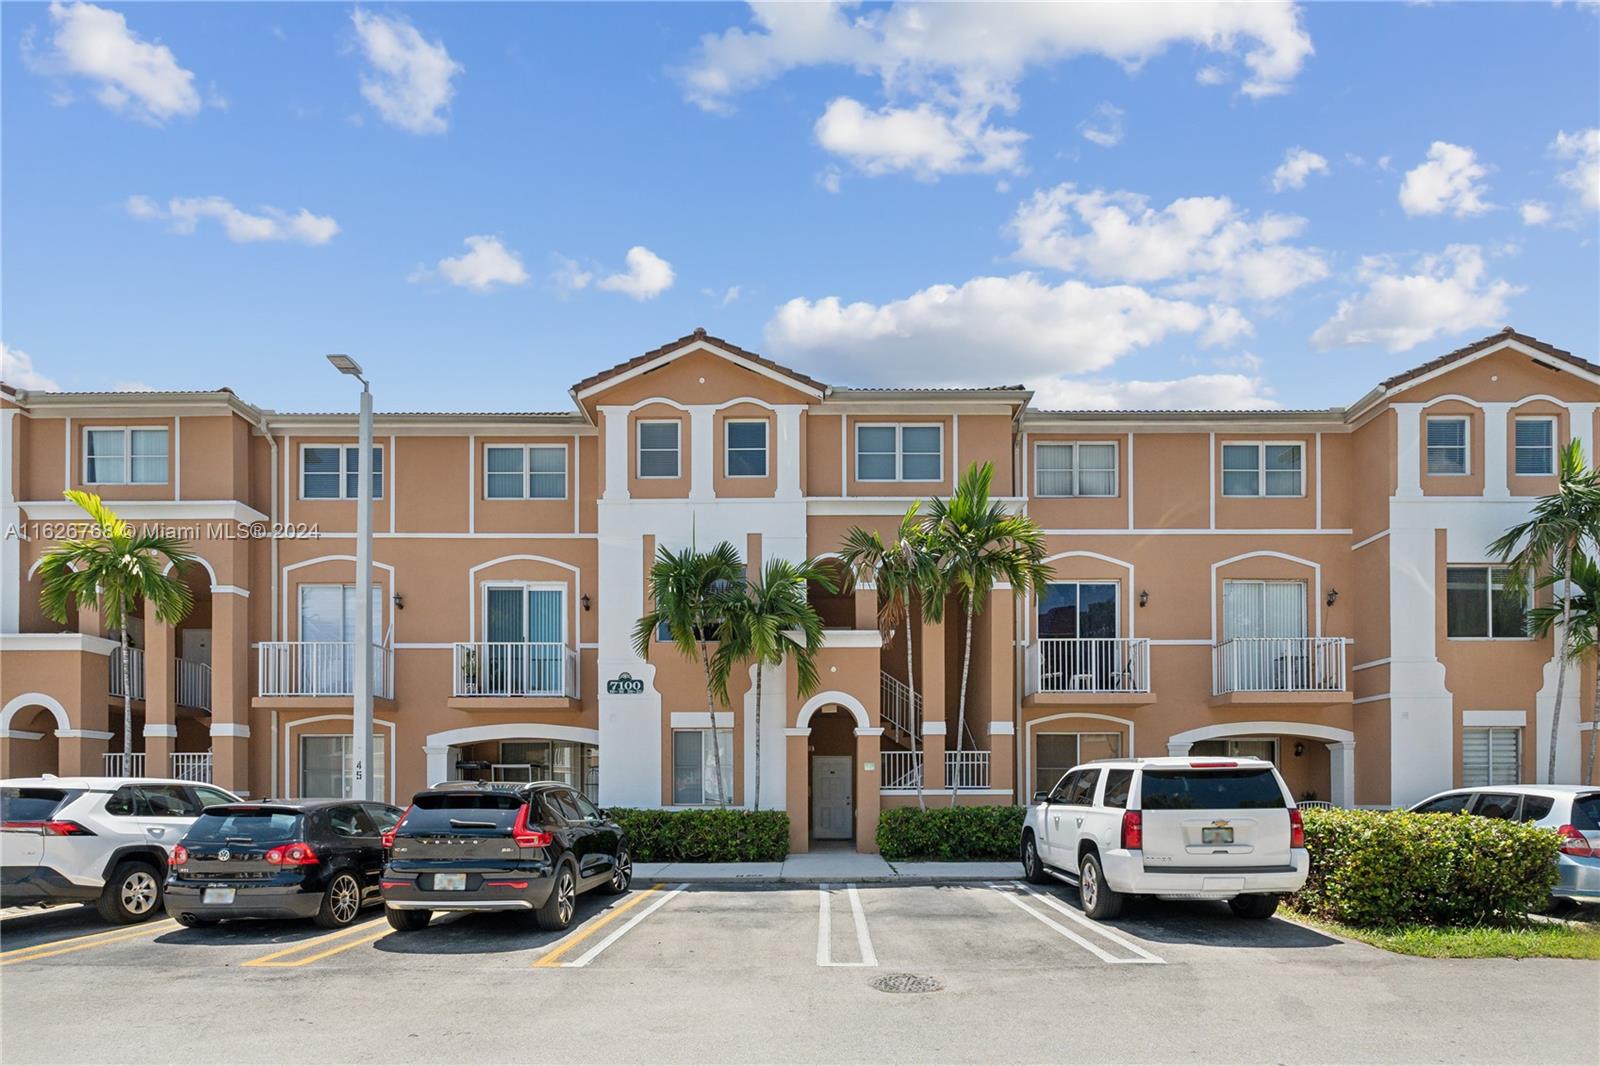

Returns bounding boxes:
[1408,785,1600,904]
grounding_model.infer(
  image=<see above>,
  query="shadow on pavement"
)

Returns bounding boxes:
[1029,885,1343,949]
[371,895,615,956]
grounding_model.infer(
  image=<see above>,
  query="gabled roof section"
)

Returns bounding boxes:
[569,327,827,401]
[1379,327,1598,390]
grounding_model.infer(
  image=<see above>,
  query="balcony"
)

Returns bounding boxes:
[108,648,145,701]
[450,642,579,707]
[945,750,991,790]
[1210,637,1351,705]
[256,642,394,701]
[175,658,212,711]
[1025,637,1154,706]
[881,750,923,791]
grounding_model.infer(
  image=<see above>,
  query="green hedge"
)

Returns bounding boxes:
[609,807,789,863]
[1291,808,1561,927]
[877,805,1026,861]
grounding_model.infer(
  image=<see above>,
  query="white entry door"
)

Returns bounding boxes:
[181,628,212,664]
[811,756,853,840]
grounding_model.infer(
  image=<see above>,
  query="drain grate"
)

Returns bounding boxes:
[871,973,944,994]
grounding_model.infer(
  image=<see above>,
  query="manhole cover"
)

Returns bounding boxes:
[870,973,944,994]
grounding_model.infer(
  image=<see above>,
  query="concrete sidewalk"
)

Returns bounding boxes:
[634,853,1023,884]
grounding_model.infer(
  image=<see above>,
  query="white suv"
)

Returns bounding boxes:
[1021,757,1309,920]
[1,777,241,923]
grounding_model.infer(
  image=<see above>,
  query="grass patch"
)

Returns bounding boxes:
[1288,909,1600,959]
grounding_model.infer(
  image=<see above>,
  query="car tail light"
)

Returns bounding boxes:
[2,820,95,836]
[484,881,530,889]
[1190,761,1237,768]
[381,804,414,848]
[510,804,553,849]
[1289,807,1306,849]
[1557,825,1593,857]
[265,842,320,866]
[1121,810,1143,850]
[172,844,189,866]
[380,880,408,890]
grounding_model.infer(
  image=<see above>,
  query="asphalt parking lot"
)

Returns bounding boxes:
[1,881,1594,1065]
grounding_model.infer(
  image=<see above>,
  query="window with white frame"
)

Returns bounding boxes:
[1033,732,1121,796]
[855,424,942,481]
[484,444,566,499]
[1221,442,1303,497]
[1462,727,1520,787]
[637,421,681,478]
[301,445,383,499]
[1514,417,1556,476]
[725,420,768,477]
[671,728,733,805]
[1446,566,1528,639]
[1426,417,1469,475]
[1035,442,1117,497]
[84,427,168,484]
[301,734,387,800]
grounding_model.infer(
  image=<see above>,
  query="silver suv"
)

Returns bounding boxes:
[1,777,241,923]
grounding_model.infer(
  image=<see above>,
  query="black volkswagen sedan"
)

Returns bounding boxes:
[164,799,404,928]
[380,782,631,932]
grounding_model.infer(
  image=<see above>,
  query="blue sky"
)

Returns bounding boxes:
[2,2,1597,413]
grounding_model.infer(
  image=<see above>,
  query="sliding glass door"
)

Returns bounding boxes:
[483,585,565,695]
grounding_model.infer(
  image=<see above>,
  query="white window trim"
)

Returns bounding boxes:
[724,419,770,479]
[1033,731,1124,793]
[296,581,387,642]
[1033,441,1119,499]
[1220,441,1306,498]
[1462,726,1521,788]
[1037,581,1121,638]
[298,732,392,804]
[482,443,569,501]
[854,422,945,483]
[671,726,735,806]
[1512,415,1558,477]
[299,442,385,501]
[480,580,568,646]
[636,419,682,480]
[82,425,169,486]
[1445,564,1534,641]
[1424,415,1471,477]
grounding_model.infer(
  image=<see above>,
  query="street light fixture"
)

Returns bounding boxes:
[328,353,375,801]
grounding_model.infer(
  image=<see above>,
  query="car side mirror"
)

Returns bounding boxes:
[1032,791,1050,805]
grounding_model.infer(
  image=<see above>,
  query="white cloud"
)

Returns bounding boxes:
[351,9,461,135]
[764,272,1231,384]
[1078,103,1124,148]
[1270,146,1328,191]
[1311,244,1521,352]
[597,246,676,300]
[1030,372,1279,411]
[1520,200,1554,226]
[1195,65,1228,86]
[817,167,843,194]
[813,97,1024,178]
[413,236,529,291]
[1552,128,1599,211]
[550,255,594,294]
[1009,184,1328,302]
[703,285,741,307]
[126,195,339,244]
[28,1,201,124]
[0,343,59,391]
[1398,141,1492,217]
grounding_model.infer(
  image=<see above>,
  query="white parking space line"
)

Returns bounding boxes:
[987,882,1164,965]
[1010,881,1166,964]
[552,882,687,969]
[816,883,877,967]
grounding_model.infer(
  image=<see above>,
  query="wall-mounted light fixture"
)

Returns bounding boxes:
[1138,590,1149,608]
[1325,588,1339,607]
[392,594,404,611]
[1293,741,1306,758]
[581,594,592,612]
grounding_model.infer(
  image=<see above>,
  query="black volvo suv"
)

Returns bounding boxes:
[380,782,631,932]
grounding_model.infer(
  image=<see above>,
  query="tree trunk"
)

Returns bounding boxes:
[907,611,924,811]
[120,628,134,765]
[699,641,728,806]
[753,661,764,812]
[1589,659,1599,786]
[1548,558,1574,784]
[951,595,975,808]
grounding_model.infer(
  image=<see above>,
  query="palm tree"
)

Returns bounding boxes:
[37,491,195,767]
[632,542,744,806]
[714,557,835,810]
[925,462,1051,806]
[1490,440,1600,783]
[1528,553,1600,784]
[839,505,945,809]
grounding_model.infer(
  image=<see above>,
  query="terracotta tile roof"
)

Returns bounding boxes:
[570,327,827,396]
[1380,327,1598,390]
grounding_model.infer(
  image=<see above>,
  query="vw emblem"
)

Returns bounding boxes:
[217,848,231,862]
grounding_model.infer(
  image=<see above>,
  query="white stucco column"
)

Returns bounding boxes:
[1394,403,1423,499]
[776,405,803,500]
[1483,402,1511,498]
[1570,403,1598,468]
[1167,741,1193,757]
[599,407,630,501]
[1326,741,1355,808]
[0,409,20,634]
[423,745,451,787]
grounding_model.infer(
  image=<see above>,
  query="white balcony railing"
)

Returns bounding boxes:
[1035,637,1151,694]
[170,752,213,783]
[879,672,921,743]
[103,752,146,777]
[108,648,145,701]
[452,642,578,698]
[880,750,923,790]
[945,750,991,790]
[1212,637,1347,695]
[257,642,394,699]
[175,658,212,710]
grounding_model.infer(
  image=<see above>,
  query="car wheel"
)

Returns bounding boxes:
[1228,893,1281,920]
[536,862,578,931]
[385,907,431,931]
[97,861,162,924]
[173,912,220,929]
[601,847,633,895]
[1021,833,1050,885]
[314,872,364,929]
[1078,852,1124,920]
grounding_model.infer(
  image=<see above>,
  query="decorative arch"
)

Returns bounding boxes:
[0,693,71,735]
[795,690,871,730]
[423,723,601,790]
[1038,549,1137,641]
[464,554,583,642]
[1023,711,1137,795]
[1418,393,1484,410]
[280,554,398,637]
[1167,720,1354,748]
[163,554,219,586]
[280,713,398,804]
[1209,549,1322,641]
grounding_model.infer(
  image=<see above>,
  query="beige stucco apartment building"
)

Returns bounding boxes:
[3,327,1596,852]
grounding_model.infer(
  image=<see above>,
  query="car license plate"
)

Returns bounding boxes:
[202,887,235,905]
[433,873,467,891]
[1201,827,1234,845]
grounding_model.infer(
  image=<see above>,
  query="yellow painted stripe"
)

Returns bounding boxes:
[244,925,389,968]
[0,919,178,965]
[533,884,663,969]
[239,917,385,968]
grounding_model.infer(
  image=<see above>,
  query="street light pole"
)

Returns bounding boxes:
[329,354,376,802]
